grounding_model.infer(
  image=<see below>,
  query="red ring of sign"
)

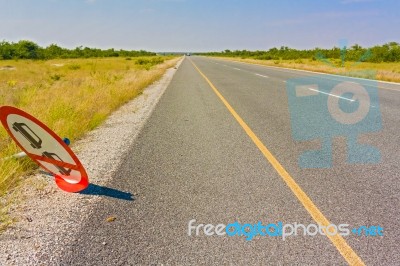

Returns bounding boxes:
[0,106,89,192]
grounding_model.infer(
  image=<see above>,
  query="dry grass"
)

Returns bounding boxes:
[0,56,180,228]
[214,57,400,83]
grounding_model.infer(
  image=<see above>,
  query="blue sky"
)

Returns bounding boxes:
[0,0,398,52]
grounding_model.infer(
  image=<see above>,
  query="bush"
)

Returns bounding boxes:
[50,74,62,81]
[135,57,164,70]
[0,40,157,60]
[68,64,81,70]
[198,42,400,63]
[135,58,149,65]
[7,80,17,87]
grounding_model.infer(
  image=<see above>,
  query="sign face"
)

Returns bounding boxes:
[0,106,89,192]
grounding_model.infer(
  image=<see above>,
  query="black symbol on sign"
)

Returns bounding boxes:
[42,152,72,176]
[12,122,43,149]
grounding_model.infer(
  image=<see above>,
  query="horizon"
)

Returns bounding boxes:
[1,39,398,54]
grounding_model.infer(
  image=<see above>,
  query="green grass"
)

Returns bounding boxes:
[214,57,400,83]
[0,56,180,231]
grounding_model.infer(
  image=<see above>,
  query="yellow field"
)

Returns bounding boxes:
[0,56,179,198]
[215,57,400,83]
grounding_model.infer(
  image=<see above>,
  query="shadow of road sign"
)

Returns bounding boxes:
[79,183,134,201]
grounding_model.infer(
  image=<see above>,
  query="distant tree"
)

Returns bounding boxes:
[197,42,400,63]
[351,44,362,51]
[45,44,64,58]
[0,41,14,59]
[15,40,39,59]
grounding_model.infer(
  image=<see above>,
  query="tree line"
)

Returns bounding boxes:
[0,40,156,60]
[197,42,400,63]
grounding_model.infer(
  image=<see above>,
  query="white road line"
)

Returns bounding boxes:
[233,67,241,70]
[212,58,400,92]
[255,73,269,78]
[308,88,355,102]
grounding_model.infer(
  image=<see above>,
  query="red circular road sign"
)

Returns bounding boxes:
[0,106,89,192]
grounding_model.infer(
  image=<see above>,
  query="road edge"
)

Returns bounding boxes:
[0,57,184,265]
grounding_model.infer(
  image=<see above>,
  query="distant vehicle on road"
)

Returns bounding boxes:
[12,122,42,149]
[186,53,191,56]
[42,151,72,176]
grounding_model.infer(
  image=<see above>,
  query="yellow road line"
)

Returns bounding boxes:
[190,59,365,266]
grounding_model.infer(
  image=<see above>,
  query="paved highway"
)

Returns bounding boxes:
[57,56,399,265]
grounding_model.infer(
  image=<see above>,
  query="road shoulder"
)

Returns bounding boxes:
[0,57,183,265]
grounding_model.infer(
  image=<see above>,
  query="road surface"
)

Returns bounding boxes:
[57,56,399,265]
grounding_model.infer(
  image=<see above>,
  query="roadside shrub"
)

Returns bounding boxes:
[7,80,17,87]
[135,57,164,70]
[68,64,81,70]
[50,74,62,81]
[136,58,149,65]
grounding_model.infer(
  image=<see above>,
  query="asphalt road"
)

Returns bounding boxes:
[57,56,399,265]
